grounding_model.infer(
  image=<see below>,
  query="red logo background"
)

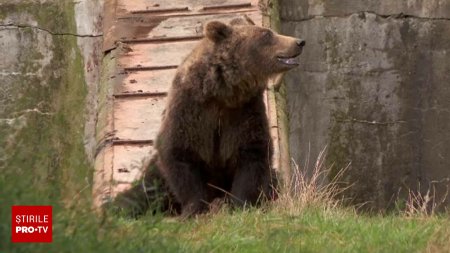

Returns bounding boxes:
[11,205,52,243]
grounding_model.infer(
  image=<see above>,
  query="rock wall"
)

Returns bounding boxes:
[0,0,102,208]
[279,0,450,210]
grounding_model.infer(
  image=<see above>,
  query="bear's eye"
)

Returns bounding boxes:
[261,30,273,42]
[262,30,272,38]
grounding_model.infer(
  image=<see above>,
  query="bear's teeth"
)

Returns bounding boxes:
[278,57,298,65]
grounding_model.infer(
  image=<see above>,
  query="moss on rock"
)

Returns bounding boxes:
[0,2,93,248]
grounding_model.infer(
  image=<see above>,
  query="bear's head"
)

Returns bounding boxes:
[204,17,305,80]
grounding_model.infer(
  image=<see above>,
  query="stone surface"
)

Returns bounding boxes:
[281,3,450,210]
[0,0,100,209]
[74,0,104,163]
[279,0,450,20]
[0,3,59,168]
[0,0,102,164]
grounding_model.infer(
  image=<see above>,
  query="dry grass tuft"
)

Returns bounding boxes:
[274,147,351,215]
[403,182,449,217]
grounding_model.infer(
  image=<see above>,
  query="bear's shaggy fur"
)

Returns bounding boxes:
[114,18,305,217]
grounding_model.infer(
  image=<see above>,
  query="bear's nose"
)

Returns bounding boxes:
[296,39,306,47]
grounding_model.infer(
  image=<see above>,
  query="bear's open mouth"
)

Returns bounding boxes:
[277,53,301,66]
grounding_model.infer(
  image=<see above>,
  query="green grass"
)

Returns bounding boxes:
[2,203,448,253]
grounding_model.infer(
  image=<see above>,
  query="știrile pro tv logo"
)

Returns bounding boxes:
[11,205,52,243]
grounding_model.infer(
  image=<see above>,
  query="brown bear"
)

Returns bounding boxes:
[113,17,305,217]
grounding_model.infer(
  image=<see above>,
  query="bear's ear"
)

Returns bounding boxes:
[205,21,232,43]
